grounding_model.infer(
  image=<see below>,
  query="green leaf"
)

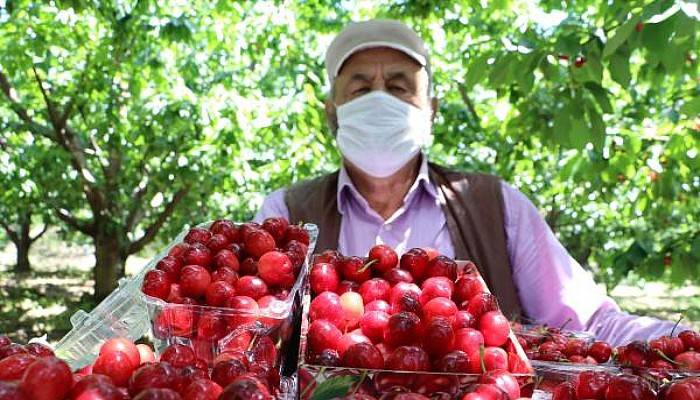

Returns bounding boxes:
[465,54,489,90]
[585,83,613,114]
[680,97,700,116]
[489,53,517,87]
[571,56,603,84]
[586,103,606,150]
[310,376,359,400]
[552,108,572,147]
[603,16,640,59]
[641,16,677,54]
[609,53,631,87]
[691,236,700,259]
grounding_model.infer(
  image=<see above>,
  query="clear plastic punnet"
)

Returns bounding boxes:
[54,221,318,374]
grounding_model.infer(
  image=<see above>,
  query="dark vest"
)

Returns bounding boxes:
[283,162,523,319]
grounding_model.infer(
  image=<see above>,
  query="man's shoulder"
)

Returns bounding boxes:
[427,162,503,185]
[284,170,340,206]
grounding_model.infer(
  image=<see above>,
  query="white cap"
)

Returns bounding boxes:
[325,19,430,85]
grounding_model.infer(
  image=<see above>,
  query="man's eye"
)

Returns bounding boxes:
[389,86,406,93]
[353,87,370,94]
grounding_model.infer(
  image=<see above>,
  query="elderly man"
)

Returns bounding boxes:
[255,20,683,345]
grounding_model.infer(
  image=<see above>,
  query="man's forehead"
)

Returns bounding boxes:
[337,47,423,77]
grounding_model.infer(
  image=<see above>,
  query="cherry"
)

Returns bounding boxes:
[339,292,365,329]
[574,370,611,400]
[132,388,182,400]
[93,350,138,387]
[479,370,520,400]
[258,251,294,287]
[360,311,390,344]
[24,342,54,358]
[307,319,342,354]
[0,335,10,348]
[383,268,414,285]
[240,222,262,240]
[0,353,37,380]
[284,224,310,246]
[70,374,115,396]
[424,255,457,281]
[312,349,341,366]
[183,243,213,269]
[179,265,212,298]
[478,311,510,347]
[244,229,276,259]
[358,278,391,304]
[207,234,230,253]
[262,217,289,244]
[167,283,186,303]
[168,243,191,259]
[309,263,340,295]
[664,377,700,400]
[210,220,240,243]
[211,266,239,286]
[219,331,253,354]
[0,381,28,400]
[340,256,372,283]
[419,276,454,305]
[604,374,655,400]
[679,330,700,351]
[551,382,575,400]
[454,276,486,305]
[99,339,140,369]
[337,280,360,294]
[368,244,399,273]
[211,358,248,388]
[185,227,212,245]
[453,310,476,330]
[142,270,172,300]
[309,291,345,329]
[173,365,210,393]
[182,379,223,400]
[574,56,586,68]
[214,250,240,272]
[588,341,612,363]
[461,384,509,400]
[337,330,372,356]
[219,375,272,400]
[137,344,156,364]
[435,350,471,372]
[454,328,485,355]
[20,356,72,400]
[400,248,429,282]
[283,240,308,272]
[234,276,269,300]
[225,296,259,327]
[342,342,384,369]
[365,300,391,313]
[663,336,685,358]
[386,346,430,371]
[422,297,458,323]
[422,317,455,357]
[389,282,421,307]
[314,250,342,266]
[472,347,508,373]
[675,351,700,371]
[563,338,589,358]
[160,344,196,368]
[204,281,236,307]
[156,256,183,282]
[384,312,422,348]
[128,362,177,396]
[153,306,195,338]
[618,341,650,368]
[239,258,258,276]
[465,293,498,319]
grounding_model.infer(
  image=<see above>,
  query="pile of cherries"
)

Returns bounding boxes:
[615,330,700,372]
[303,245,532,399]
[142,217,310,307]
[0,335,274,400]
[514,324,612,365]
[551,370,700,400]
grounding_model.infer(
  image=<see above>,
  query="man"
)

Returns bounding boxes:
[255,20,684,345]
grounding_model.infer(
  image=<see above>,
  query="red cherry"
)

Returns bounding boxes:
[69,374,116,397]
[336,280,359,295]
[384,312,422,348]
[93,350,137,387]
[204,281,236,307]
[678,330,700,351]
[234,276,269,300]
[618,341,650,368]
[132,388,181,400]
[400,248,429,282]
[574,370,611,400]
[435,350,471,372]
[422,297,458,323]
[574,56,586,68]
[24,342,54,358]
[588,341,612,363]
[167,283,186,303]
[0,353,37,380]
[367,244,398,273]
[310,263,340,295]
[100,337,140,369]
[211,358,248,388]
[182,243,213,269]
[383,268,414,285]
[465,293,499,319]
[359,311,390,344]
[0,335,10,348]
[479,370,521,400]
[341,342,384,369]
[309,291,345,329]
[365,300,391,314]
[182,379,223,400]
[478,311,510,347]
[0,381,28,400]
[219,375,272,400]
[20,356,72,400]
[262,217,289,244]
[604,374,655,400]
[307,319,342,354]
[184,227,212,245]
[168,243,191,259]
[470,347,508,373]
[453,310,476,330]
[422,317,455,357]
[311,349,341,366]
[454,328,485,356]
[424,255,457,281]
[284,224,310,246]
[454,276,486,305]
[244,229,276,259]
[551,382,575,400]
[214,250,240,272]
[207,233,230,253]
[153,306,195,338]
[128,362,177,396]
[160,344,196,368]
[142,270,172,300]
[675,351,700,371]
[225,296,260,327]
[386,346,430,371]
[664,377,700,400]
[337,330,372,356]
[419,276,454,305]
[197,311,227,341]
[358,278,391,304]
[210,220,240,243]
[314,250,342,266]
[284,240,308,273]
[180,265,212,298]
[258,251,294,287]
[156,256,183,282]
[340,256,372,283]
[211,266,239,286]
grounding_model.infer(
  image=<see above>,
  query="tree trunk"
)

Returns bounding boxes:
[13,212,32,274]
[93,234,127,301]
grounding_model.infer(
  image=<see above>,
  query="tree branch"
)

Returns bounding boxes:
[30,223,49,243]
[0,220,19,244]
[457,82,483,131]
[128,186,190,255]
[54,208,96,236]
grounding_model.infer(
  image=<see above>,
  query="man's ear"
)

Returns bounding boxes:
[325,97,338,136]
[430,97,439,122]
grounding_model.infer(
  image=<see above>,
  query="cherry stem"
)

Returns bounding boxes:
[670,316,684,337]
[559,318,573,331]
[654,349,682,366]
[246,332,259,352]
[351,370,368,395]
[300,366,324,398]
[479,344,486,374]
[357,259,378,273]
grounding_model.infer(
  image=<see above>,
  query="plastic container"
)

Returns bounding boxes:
[54,221,318,375]
[531,360,623,393]
[296,260,535,398]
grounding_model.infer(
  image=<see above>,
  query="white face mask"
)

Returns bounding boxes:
[335,91,433,178]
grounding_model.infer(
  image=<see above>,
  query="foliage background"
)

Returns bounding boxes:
[0,0,698,337]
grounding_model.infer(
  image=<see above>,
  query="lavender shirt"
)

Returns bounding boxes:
[255,156,682,345]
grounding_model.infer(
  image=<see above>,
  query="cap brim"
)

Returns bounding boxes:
[332,41,427,79]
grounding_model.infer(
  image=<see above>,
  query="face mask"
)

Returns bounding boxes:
[335,91,433,178]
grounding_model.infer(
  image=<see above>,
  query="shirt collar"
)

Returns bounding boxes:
[336,153,439,215]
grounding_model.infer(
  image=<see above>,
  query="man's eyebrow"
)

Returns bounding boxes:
[386,71,411,81]
[349,72,372,83]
